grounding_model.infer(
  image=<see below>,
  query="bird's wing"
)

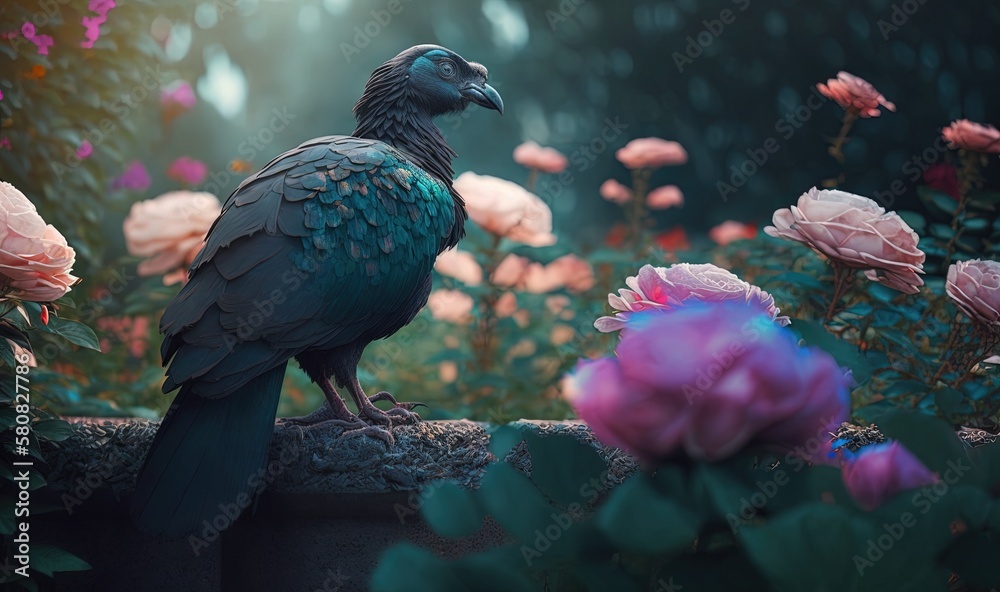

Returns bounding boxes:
[160,135,456,398]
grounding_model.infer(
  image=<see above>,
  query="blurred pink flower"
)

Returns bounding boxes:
[764,187,926,294]
[97,315,149,358]
[816,72,895,118]
[946,259,1000,328]
[122,191,221,285]
[615,138,688,170]
[709,220,757,245]
[0,182,78,301]
[545,295,570,315]
[161,81,197,123]
[842,442,937,510]
[495,291,518,318]
[76,141,93,160]
[434,248,482,286]
[491,254,532,287]
[922,163,961,200]
[599,179,632,204]
[513,141,568,174]
[550,324,575,346]
[566,304,851,462]
[595,263,788,333]
[80,0,115,48]
[113,160,151,192]
[426,289,474,323]
[455,172,556,247]
[654,226,690,252]
[167,157,209,186]
[21,22,54,55]
[941,119,1000,154]
[646,185,683,209]
[439,361,458,383]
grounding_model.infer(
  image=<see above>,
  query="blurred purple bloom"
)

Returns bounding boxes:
[842,442,938,510]
[79,0,114,48]
[160,81,197,111]
[76,141,93,159]
[167,157,209,186]
[113,161,151,192]
[565,304,851,462]
[20,22,54,55]
[21,22,35,37]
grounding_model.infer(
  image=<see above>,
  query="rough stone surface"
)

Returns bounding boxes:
[40,417,638,592]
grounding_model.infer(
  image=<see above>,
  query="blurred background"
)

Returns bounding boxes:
[1,0,998,421]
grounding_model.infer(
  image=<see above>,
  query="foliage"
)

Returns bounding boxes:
[374,414,1000,592]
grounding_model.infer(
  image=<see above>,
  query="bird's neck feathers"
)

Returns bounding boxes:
[352,59,466,249]
[352,61,457,184]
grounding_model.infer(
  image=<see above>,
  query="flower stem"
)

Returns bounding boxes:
[828,109,859,165]
[929,317,963,385]
[472,234,504,374]
[526,169,539,193]
[627,168,651,253]
[941,150,979,270]
[824,264,855,323]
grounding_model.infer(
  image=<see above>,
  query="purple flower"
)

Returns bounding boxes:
[564,304,851,462]
[842,442,938,510]
[76,140,93,159]
[79,0,114,48]
[113,160,151,192]
[167,157,209,186]
[20,22,54,55]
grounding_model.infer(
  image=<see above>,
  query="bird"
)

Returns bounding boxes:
[130,44,503,537]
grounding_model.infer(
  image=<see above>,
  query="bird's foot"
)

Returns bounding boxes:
[277,402,339,426]
[288,416,395,447]
[367,391,424,425]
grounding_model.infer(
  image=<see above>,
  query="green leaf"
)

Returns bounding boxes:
[370,544,463,592]
[596,474,698,555]
[36,316,100,351]
[32,419,75,442]
[420,481,484,539]
[790,319,872,384]
[943,533,1000,588]
[477,463,556,546]
[30,545,91,577]
[521,431,608,507]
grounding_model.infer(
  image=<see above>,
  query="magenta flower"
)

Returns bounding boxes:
[21,22,54,55]
[842,442,938,510]
[113,160,151,192]
[76,141,93,160]
[565,304,851,462]
[167,157,209,186]
[595,263,789,333]
[160,81,197,111]
[80,0,115,49]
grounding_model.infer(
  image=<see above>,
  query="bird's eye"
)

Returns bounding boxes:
[438,60,456,79]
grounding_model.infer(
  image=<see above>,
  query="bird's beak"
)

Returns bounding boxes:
[462,82,504,115]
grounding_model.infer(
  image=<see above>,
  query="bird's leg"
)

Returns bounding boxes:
[346,379,422,426]
[279,378,394,446]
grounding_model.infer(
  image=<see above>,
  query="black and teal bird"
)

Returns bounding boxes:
[130,45,503,537]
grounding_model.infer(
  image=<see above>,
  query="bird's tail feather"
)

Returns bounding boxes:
[130,363,286,538]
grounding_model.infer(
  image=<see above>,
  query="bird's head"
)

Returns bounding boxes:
[355,44,503,121]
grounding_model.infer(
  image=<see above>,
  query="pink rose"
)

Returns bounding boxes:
[615,138,688,170]
[816,72,896,118]
[842,442,937,510]
[513,141,568,174]
[434,248,482,286]
[0,182,78,302]
[76,141,93,160]
[599,179,632,204]
[946,259,1000,327]
[426,289,474,323]
[113,160,151,192]
[709,220,757,245]
[454,172,557,247]
[764,188,926,294]
[491,254,532,287]
[646,185,683,210]
[566,304,851,462]
[494,291,517,318]
[941,119,1000,154]
[122,191,222,285]
[595,263,789,333]
[167,157,209,186]
[160,81,197,111]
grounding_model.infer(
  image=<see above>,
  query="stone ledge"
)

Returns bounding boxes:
[39,417,638,592]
